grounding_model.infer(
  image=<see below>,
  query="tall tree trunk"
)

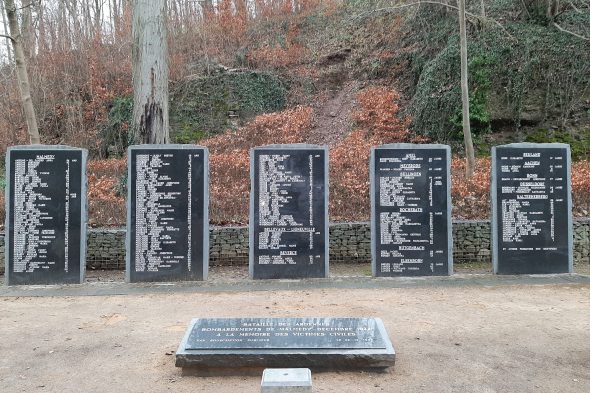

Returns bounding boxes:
[80,0,94,39]
[93,0,102,37]
[169,0,178,30]
[202,0,213,19]
[112,0,119,39]
[4,0,40,144]
[132,0,169,144]
[1,0,13,63]
[236,0,248,19]
[459,0,475,178]
[20,0,33,57]
[57,0,65,49]
[37,0,47,53]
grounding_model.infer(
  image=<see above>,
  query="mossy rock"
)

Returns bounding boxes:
[99,70,287,155]
[525,128,590,161]
[169,70,287,142]
[407,5,590,144]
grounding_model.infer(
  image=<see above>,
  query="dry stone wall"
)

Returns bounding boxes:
[0,220,588,273]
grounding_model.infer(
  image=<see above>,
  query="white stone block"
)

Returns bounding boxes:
[261,368,312,393]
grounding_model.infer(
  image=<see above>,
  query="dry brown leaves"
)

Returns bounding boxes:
[87,159,127,227]
[203,106,314,224]
[330,87,425,221]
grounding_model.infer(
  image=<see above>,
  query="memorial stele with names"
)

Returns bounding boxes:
[371,144,452,277]
[491,143,572,274]
[5,145,87,285]
[250,144,329,279]
[126,144,209,282]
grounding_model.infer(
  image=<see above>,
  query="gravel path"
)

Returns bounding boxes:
[0,270,589,393]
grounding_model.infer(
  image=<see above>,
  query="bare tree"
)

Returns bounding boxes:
[111,0,120,38]
[459,0,475,178]
[201,0,213,16]
[92,0,103,36]
[57,0,67,50]
[132,0,170,144]
[36,0,47,52]
[20,0,33,57]
[3,0,40,144]
[0,0,13,63]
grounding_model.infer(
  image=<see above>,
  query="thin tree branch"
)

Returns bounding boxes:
[521,0,532,18]
[15,0,41,11]
[553,22,590,41]
[568,1,581,13]
[354,1,516,41]
[0,33,15,42]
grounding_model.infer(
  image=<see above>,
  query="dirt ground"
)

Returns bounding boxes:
[0,274,589,393]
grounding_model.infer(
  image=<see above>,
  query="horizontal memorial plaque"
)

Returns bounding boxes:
[491,143,572,274]
[5,145,87,285]
[127,145,209,282]
[176,317,395,369]
[250,144,329,279]
[371,144,452,277]
[186,318,386,350]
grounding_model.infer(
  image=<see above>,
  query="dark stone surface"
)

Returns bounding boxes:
[491,143,572,274]
[371,144,452,277]
[250,145,329,279]
[5,145,87,285]
[126,145,208,282]
[176,317,395,369]
[186,318,386,350]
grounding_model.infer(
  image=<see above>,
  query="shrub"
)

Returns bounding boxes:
[451,157,492,219]
[330,87,426,221]
[87,159,127,227]
[99,97,133,158]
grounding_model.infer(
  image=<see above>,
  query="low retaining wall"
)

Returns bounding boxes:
[0,220,588,273]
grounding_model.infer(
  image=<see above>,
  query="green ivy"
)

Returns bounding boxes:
[450,53,495,137]
[99,97,133,158]
[409,7,590,145]
[116,171,127,198]
[526,128,590,161]
[170,70,286,141]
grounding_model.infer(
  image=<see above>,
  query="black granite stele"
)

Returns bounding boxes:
[249,145,329,279]
[175,317,395,369]
[491,143,573,274]
[126,145,209,282]
[5,145,87,285]
[370,144,452,277]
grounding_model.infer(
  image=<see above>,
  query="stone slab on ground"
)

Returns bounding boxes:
[176,317,395,370]
[261,368,312,393]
